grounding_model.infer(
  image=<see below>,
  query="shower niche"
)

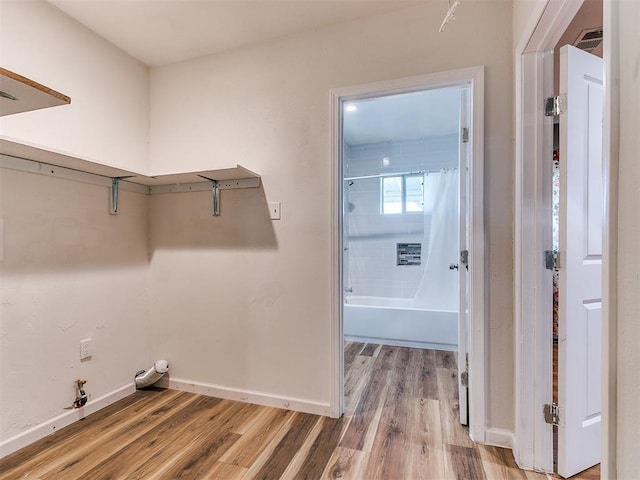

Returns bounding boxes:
[397,243,422,266]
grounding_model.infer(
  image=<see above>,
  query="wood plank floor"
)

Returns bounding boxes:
[0,343,576,479]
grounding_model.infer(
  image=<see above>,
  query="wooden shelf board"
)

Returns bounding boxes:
[0,138,137,178]
[1,138,260,188]
[126,166,260,186]
[1,68,71,117]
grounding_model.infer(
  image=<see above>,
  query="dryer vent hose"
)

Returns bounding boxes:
[134,360,169,389]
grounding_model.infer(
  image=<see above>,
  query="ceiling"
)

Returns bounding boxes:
[46,0,452,145]
[47,0,426,67]
[343,87,463,145]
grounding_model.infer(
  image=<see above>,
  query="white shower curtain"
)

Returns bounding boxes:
[413,169,459,311]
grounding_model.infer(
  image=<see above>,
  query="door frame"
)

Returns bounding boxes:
[329,66,487,443]
[513,0,616,475]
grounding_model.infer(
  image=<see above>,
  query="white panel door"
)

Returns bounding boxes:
[557,44,603,478]
[457,87,470,426]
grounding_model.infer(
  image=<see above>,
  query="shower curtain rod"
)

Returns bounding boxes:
[344,168,457,182]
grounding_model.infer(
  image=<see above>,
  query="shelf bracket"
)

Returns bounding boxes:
[109,176,135,214]
[212,181,220,216]
[110,178,120,215]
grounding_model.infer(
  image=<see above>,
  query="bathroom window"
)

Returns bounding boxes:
[381,174,424,214]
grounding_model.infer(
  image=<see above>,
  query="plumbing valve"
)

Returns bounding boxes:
[74,379,88,408]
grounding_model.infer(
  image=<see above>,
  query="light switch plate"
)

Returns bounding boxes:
[269,202,281,220]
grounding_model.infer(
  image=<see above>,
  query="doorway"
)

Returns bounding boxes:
[514,0,606,477]
[341,87,463,352]
[554,3,604,477]
[330,67,486,442]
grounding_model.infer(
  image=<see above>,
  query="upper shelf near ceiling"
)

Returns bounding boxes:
[0,68,71,117]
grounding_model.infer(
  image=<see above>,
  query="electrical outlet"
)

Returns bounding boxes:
[80,338,93,360]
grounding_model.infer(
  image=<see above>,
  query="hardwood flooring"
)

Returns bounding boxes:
[0,343,579,479]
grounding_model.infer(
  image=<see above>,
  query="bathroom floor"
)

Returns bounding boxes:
[0,343,593,479]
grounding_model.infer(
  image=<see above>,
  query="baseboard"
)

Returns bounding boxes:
[483,427,515,449]
[0,383,135,459]
[169,378,331,417]
[343,334,457,352]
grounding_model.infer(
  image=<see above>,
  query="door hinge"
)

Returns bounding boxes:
[544,94,567,117]
[460,353,469,387]
[544,250,559,270]
[543,403,560,426]
[460,250,469,270]
[462,127,470,143]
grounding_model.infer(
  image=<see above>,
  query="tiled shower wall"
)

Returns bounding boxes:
[344,135,458,299]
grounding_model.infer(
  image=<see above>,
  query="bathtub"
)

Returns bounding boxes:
[344,296,458,351]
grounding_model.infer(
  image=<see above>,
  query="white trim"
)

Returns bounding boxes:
[601,1,617,478]
[484,428,515,449]
[169,378,331,417]
[329,87,344,419]
[467,67,486,445]
[522,0,583,54]
[330,67,485,100]
[514,0,579,470]
[330,66,486,441]
[513,47,555,472]
[0,383,135,458]
[344,335,457,352]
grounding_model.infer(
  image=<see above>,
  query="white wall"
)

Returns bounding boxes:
[0,0,153,447]
[0,0,149,173]
[0,168,150,443]
[513,0,548,51]
[614,0,640,475]
[149,0,515,429]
